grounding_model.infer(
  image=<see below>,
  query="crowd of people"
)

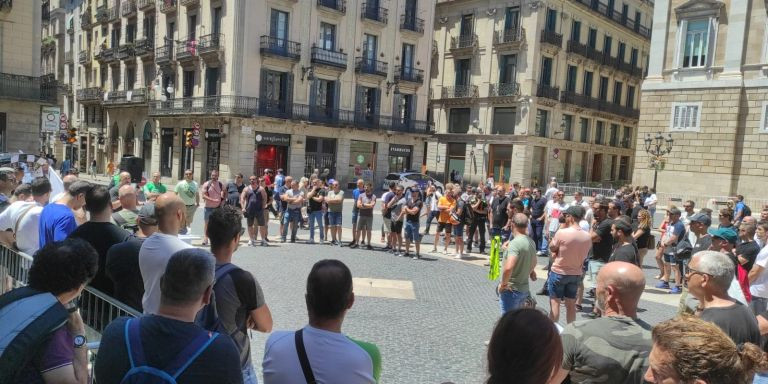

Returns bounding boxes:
[4,162,768,383]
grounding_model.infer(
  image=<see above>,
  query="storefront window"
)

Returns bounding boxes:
[160,128,173,178]
[489,144,513,185]
[388,144,413,173]
[445,142,466,184]
[531,146,546,187]
[253,132,290,177]
[305,137,337,179]
[348,140,376,188]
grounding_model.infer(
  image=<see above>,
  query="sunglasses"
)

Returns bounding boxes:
[685,266,711,280]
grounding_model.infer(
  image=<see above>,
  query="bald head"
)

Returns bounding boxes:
[512,213,528,229]
[119,171,131,185]
[118,184,137,210]
[742,216,756,225]
[155,192,184,233]
[597,261,646,316]
[62,174,78,190]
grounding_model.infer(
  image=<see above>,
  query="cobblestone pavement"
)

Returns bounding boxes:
[182,199,680,384]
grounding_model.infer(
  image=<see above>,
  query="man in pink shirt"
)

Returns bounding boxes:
[200,170,225,246]
[547,205,593,323]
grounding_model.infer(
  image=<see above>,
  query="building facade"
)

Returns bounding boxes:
[633,0,768,197]
[429,0,651,187]
[1,0,58,155]
[59,0,435,186]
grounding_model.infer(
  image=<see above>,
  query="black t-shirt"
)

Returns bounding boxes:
[491,196,509,228]
[105,237,145,312]
[530,197,548,219]
[68,221,132,296]
[406,199,423,222]
[592,218,614,262]
[213,264,266,369]
[308,188,326,212]
[700,300,761,346]
[693,234,713,255]
[94,315,243,384]
[609,243,639,265]
[736,241,761,272]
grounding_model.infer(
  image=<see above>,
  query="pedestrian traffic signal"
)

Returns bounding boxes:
[185,131,193,148]
[67,128,77,144]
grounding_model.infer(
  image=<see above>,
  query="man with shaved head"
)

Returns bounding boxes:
[497,213,537,313]
[112,184,140,231]
[109,171,132,210]
[139,192,193,314]
[551,261,652,384]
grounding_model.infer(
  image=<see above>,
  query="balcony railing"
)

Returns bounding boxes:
[96,47,116,63]
[64,51,73,64]
[570,0,650,38]
[76,87,103,103]
[494,28,524,45]
[198,33,223,60]
[615,60,643,77]
[78,50,90,64]
[361,3,388,24]
[317,0,345,13]
[121,0,136,17]
[135,38,154,57]
[107,6,119,22]
[159,0,176,13]
[179,0,198,7]
[116,44,136,60]
[489,82,520,97]
[259,35,301,60]
[104,88,147,105]
[156,44,173,63]
[394,65,423,83]
[95,5,108,23]
[560,90,640,119]
[451,34,477,50]
[311,46,347,69]
[149,96,432,134]
[0,0,11,12]
[355,57,388,77]
[441,85,478,99]
[400,14,424,34]
[0,73,57,103]
[537,84,560,101]
[81,11,93,28]
[540,30,563,47]
[176,39,198,61]
[137,0,155,10]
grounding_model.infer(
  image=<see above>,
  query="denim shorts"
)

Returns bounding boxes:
[352,209,359,225]
[204,207,216,221]
[547,272,580,300]
[500,290,529,314]
[663,252,677,263]
[404,220,420,242]
[453,223,465,237]
[328,211,342,226]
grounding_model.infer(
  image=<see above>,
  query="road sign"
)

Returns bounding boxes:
[60,122,68,130]
[60,113,68,122]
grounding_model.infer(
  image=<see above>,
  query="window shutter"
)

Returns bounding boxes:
[706,17,716,67]
[259,70,268,114]
[374,88,382,128]
[333,81,341,120]
[672,105,680,129]
[285,73,294,118]
[270,10,278,38]
[392,93,402,121]
[690,106,698,130]
[410,95,417,128]
[675,20,687,68]
[354,85,363,124]
[309,78,318,117]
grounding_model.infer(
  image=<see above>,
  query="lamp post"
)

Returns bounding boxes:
[644,131,674,191]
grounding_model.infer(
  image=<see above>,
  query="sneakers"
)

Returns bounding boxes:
[583,312,601,319]
[413,253,420,260]
[669,286,683,294]
[431,247,437,253]
[280,238,287,243]
[443,249,449,255]
[536,250,544,256]
[655,281,670,289]
[350,243,359,249]
[260,240,268,247]
[307,240,316,245]
[454,254,463,259]
[394,251,401,257]
[366,244,374,250]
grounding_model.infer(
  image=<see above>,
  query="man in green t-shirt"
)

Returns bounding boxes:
[497,213,537,314]
[144,172,167,201]
[174,169,199,233]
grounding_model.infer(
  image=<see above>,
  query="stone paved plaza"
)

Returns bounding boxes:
[181,199,680,383]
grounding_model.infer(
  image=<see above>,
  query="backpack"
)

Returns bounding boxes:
[0,287,69,383]
[194,263,239,336]
[120,317,219,384]
[743,204,752,219]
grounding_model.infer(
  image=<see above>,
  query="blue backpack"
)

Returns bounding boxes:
[120,317,219,384]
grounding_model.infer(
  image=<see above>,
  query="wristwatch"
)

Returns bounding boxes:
[73,335,87,349]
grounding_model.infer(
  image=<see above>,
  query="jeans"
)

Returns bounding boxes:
[425,210,439,232]
[281,208,301,241]
[467,217,487,252]
[490,227,511,243]
[754,373,768,384]
[242,363,258,384]
[500,290,529,314]
[649,207,657,227]
[308,211,324,241]
[404,220,420,242]
[531,218,545,253]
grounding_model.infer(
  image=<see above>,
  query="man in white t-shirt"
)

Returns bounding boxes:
[263,260,378,384]
[644,188,658,227]
[544,181,559,201]
[544,190,567,255]
[139,192,193,314]
[0,177,51,255]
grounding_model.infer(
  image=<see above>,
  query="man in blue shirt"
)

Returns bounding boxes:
[38,180,91,248]
[348,179,365,248]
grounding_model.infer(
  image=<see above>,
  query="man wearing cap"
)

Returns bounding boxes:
[547,205,593,323]
[656,207,686,294]
[705,227,751,306]
[105,203,158,312]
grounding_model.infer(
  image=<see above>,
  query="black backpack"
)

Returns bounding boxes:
[194,263,238,337]
[743,204,752,219]
[0,287,69,383]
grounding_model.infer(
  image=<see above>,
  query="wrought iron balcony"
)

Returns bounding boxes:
[259,99,294,120]
[0,0,11,12]
[179,0,198,7]
[394,65,423,84]
[489,82,520,97]
[0,72,57,103]
[361,3,387,24]
[116,44,136,60]
[355,57,388,77]
[78,50,90,64]
[560,90,640,119]
[317,0,345,13]
[76,87,103,103]
[159,0,176,13]
[95,6,108,23]
[536,84,560,101]
[260,36,301,61]
[451,34,477,50]
[137,0,155,10]
[569,0,650,38]
[540,30,563,48]
[121,0,136,17]
[81,11,93,29]
[176,39,198,61]
[103,88,147,106]
[156,44,173,64]
[198,33,223,62]
[64,51,73,64]
[135,38,154,58]
[441,85,478,99]
[149,95,259,117]
[96,47,116,64]
[615,60,643,78]
[494,28,524,47]
[400,14,424,34]
[107,6,119,22]
[310,46,347,69]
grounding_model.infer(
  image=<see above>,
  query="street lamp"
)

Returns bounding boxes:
[644,131,674,191]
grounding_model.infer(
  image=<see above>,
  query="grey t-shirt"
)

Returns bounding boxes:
[285,189,304,210]
[326,190,344,213]
[213,263,266,369]
[390,198,406,222]
[359,193,376,217]
[700,300,761,346]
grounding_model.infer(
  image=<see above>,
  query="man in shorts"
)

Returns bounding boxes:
[356,183,376,250]
[349,179,365,248]
[325,180,344,246]
[386,185,406,256]
[380,182,396,250]
[548,205,593,323]
[434,184,456,254]
[402,189,423,259]
[241,175,268,246]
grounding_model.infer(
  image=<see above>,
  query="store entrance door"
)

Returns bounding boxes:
[489,144,513,187]
[254,144,288,177]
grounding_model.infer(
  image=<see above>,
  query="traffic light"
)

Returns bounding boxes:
[185,131,193,148]
[67,128,77,144]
